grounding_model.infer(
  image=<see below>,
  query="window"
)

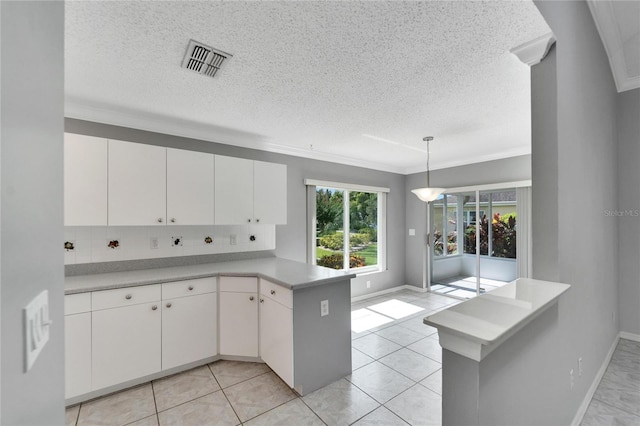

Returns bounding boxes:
[462,190,517,258]
[306,180,387,273]
[432,194,459,257]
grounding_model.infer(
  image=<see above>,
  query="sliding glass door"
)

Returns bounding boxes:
[429,188,519,299]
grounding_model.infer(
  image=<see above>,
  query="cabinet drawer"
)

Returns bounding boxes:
[65,293,91,315]
[162,278,216,299]
[260,279,292,309]
[92,285,161,311]
[219,276,257,293]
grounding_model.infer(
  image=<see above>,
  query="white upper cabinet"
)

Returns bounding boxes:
[254,160,287,225]
[166,148,214,225]
[215,155,254,224]
[108,140,167,226]
[215,156,287,225]
[64,134,108,226]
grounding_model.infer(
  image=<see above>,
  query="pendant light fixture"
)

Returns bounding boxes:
[411,136,445,202]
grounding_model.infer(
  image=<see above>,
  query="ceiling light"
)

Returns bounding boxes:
[411,136,445,203]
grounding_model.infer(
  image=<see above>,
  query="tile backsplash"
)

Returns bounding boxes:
[64,224,276,265]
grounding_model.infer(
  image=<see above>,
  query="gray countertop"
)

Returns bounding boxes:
[65,257,355,294]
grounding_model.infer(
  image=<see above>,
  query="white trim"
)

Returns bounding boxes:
[587,1,640,93]
[304,179,390,193]
[510,33,556,66]
[443,180,531,194]
[351,284,428,303]
[571,334,620,426]
[620,331,640,342]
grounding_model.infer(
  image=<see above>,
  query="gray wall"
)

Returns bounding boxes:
[405,155,531,287]
[1,1,66,424]
[617,88,640,335]
[470,1,621,424]
[65,119,406,298]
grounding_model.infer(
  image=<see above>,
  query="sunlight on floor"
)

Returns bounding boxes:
[351,299,425,333]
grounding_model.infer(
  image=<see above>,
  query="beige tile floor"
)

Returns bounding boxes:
[66,290,460,426]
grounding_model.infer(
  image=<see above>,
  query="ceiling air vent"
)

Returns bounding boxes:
[181,39,232,78]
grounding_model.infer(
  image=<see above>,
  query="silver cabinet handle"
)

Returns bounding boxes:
[157,218,163,223]
[270,289,276,295]
[188,286,194,291]
[249,296,254,301]
[125,294,132,300]
[166,302,172,308]
[170,218,176,223]
[152,305,158,311]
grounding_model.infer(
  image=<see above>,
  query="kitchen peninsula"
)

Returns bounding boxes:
[64,256,354,405]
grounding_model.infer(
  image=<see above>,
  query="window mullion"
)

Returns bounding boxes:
[343,190,350,271]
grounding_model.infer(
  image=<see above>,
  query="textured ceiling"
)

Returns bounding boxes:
[65,1,551,174]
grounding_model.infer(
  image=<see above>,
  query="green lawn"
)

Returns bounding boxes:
[316,243,378,267]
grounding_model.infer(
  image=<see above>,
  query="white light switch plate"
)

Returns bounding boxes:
[24,290,52,372]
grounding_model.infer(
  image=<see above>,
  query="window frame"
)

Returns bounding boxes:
[305,179,388,274]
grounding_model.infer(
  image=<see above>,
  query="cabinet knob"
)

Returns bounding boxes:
[256,218,260,223]
[270,289,276,295]
[152,305,158,311]
[157,218,163,223]
[188,286,194,291]
[247,218,251,223]
[260,298,264,303]
[170,218,176,223]
[166,302,172,308]
[125,294,132,300]
[249,296,255,301]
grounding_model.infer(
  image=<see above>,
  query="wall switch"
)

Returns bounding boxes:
[409,229,416,236]
[171,236,183,247]
[320,300,329,317]
[230,234,237,245]
[24,290,52,372]
[150,237,159,249]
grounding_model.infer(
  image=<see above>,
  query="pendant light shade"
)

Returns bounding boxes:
[412,136,445,203]
[411,187,445,202]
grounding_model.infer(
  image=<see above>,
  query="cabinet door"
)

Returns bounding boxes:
[64,133,108,226]
[253,161,287,224]
[259,296,293,387]
[214,155,254,224]
[108,140,166,225]
[65,312,92,399]
[219,292,258,357]
[92,302,161,390]
[166,148,214,225]
[162,292,217,370]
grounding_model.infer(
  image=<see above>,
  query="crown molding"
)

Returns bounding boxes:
[587,0,640,93]
[510,32,556,66]
[65,98,408,174]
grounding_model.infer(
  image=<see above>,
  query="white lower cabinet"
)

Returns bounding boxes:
[162,292,217,370]
[65,293,92,399]
[259,280,293,387]
[219,277,259,357]
[92,301,162,390]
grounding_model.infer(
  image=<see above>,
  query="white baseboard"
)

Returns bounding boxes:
[619,331,640,342]
[351,284,426,302]
[571,332,622,426]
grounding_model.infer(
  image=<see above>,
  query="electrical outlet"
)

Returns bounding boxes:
[321,300,329,317]
[230,234,237,245]
[24,290,51,372]
[366,280,371,289]
[578,357,583,376]
[570,369,574,390]
[150,237,159,249]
